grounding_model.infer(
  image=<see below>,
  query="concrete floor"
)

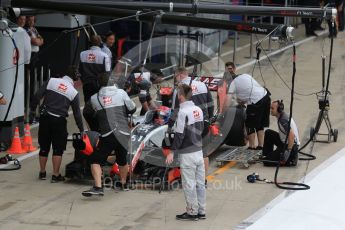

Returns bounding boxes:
[1,21,345,230]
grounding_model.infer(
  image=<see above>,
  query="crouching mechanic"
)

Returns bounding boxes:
[82,73,136,197]
[166,84,206,221]
[30,66,84,182]
[262,100,300,166]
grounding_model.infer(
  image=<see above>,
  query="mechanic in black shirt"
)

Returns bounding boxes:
[79,35,111,103]
[82,73,136,197]
[262,100,300,166]
[30,66,84,182]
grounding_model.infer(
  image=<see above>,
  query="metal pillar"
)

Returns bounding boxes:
[48,66,51,80]
[284,0,288,25]
[139,21,142,64]
[249,18,255,59]
[25,68,30,123]
[200,32,203,53]
[233,32,237,64]
[40,66,44,87]
[218,30,221,72]
[164,35,168,64]
[269,16,274,52]
[179,31,184,67]
[260,0,264,24]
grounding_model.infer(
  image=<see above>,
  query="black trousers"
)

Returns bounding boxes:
[82,97,99,132]
[82,81,99,103]
[38,115,68,155]
[263,129,284,163]
[88,133,127,166]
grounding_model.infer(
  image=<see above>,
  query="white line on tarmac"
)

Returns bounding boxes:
[220,43,252,57]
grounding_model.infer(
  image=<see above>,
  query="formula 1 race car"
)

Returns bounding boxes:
[128,104,246,188]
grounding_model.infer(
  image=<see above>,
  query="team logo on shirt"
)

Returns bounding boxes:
[191,85,198,93]
[103,96,112,105]
[87,53,96,62]
[193,110,200,119]
[57,83,68,93]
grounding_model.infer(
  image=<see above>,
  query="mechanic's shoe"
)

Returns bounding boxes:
[82,186,104,197]
[198,213,206,220]
[247,147,256,150]
[121,182,130,191]
[51,174,65,183]
[255,146,263,150]
[38,171,46,180]
[115,182,130,191]
[176,212,199,221]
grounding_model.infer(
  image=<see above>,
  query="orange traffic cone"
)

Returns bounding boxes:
[7,127,25,154]
[22,124,37,152]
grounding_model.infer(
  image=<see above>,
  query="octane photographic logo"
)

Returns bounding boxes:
[106,35,237,179]
[101,175,242,191]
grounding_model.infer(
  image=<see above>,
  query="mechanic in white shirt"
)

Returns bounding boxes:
[228,73,271,150]
[16,16,32,64]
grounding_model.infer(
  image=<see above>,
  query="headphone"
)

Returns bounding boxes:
[276,100,284,113]
[247,173,260,183]
[247,173,273,183]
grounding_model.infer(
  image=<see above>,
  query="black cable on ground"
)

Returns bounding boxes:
[299,151,316,160]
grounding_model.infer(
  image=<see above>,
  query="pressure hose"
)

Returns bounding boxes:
[273,20,335,190]
[273,43,310,190]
